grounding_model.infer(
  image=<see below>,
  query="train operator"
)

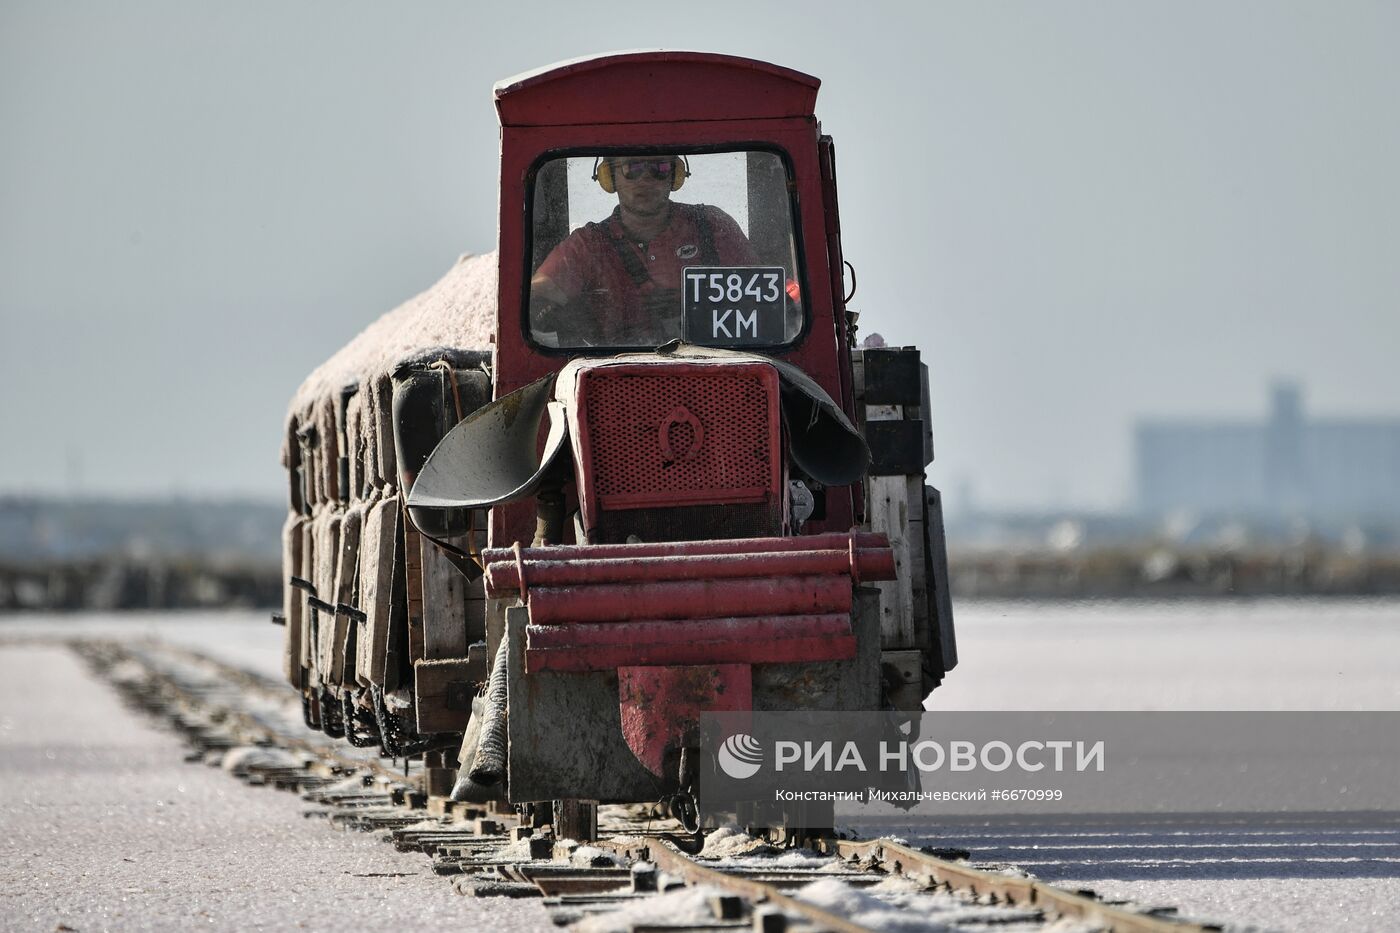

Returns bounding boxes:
[530,154,757,346]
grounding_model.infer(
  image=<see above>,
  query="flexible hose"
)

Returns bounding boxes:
[468,635,511,786]
[450,696,498,802]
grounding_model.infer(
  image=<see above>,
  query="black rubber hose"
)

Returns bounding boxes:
[468,635,511,786]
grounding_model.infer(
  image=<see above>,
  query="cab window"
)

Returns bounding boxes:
[527,150,804,350]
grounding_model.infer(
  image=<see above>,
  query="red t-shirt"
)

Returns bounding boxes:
[534,203,757,345]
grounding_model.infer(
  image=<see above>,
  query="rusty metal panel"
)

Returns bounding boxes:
[753,586,881,712]
[618,664,751,777]
[504,606,670,804]
[487,547,894,591]
[508,595,882,802]
[482,532,890,566]
[526,575,851,625]
[525,615,854,672]
[880,649,925,711]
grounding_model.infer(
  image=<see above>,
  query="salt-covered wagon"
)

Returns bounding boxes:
[278,51,956,836]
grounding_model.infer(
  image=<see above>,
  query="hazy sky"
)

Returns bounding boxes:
[3,1,1397,510]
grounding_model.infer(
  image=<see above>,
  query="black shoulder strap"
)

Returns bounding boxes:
[691,205,720,266]
[588,218,652,287]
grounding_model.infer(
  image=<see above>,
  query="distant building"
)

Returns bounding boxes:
[1135,383,1400,519]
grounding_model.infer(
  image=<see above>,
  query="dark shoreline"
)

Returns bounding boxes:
[0,558,280,612]
[950,549,1400,599]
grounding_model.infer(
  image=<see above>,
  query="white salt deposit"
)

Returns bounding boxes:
[289,251,497,416]
[385,687,414,710]
[219,745,306,774]
[699,824,772,858]
[768,848,832,867]
[869,874,927,893]
[568,844,627,868]
[793,877,1018,932]
[796,878,952,932]
[496,836,540,860]
[573,882,730,933]
[697,825,839,869]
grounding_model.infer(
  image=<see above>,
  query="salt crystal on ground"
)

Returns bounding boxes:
[699,825,772,858]
[573,883,728,933]
[568,844,626,868]
[496,837,539,860]
[793,877,1031,932]
[219,745,306,773]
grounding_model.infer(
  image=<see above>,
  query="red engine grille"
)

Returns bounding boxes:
[574,362,781,516]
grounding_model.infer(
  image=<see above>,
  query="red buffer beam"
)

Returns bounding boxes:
[525,574,853,625]
[480,531,891,566]
[525,613,856,671]
[485,547,895,592]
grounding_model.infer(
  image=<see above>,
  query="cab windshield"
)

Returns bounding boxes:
[527,150,804,350]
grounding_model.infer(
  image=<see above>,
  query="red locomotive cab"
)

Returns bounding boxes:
[305,51,958,820]
[471,52,867,548]
[410,55,880,570]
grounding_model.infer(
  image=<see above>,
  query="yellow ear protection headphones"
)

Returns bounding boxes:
[593,156,690,194]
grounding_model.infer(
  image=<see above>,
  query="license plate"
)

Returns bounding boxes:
[682,266,787,346]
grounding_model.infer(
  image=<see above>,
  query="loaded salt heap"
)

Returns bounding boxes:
[276,251,496,692]
[284,251,497,466]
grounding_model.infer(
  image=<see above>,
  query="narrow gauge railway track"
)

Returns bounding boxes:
[75,638,1218,933]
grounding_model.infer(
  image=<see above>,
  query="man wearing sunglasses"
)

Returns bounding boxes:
[530,154,756,346]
